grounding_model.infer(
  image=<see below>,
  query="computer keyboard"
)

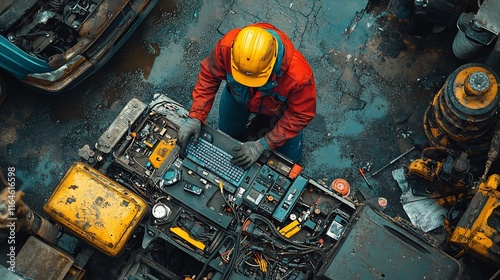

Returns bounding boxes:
[185,137,247,186]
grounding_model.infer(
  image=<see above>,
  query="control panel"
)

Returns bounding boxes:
[83,95,357,280]
[243,165,291,215]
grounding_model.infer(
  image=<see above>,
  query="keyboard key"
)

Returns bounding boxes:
[186,138,247,186]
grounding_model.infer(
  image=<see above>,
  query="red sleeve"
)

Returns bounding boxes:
[264,74,317,149]
[189,29,239,122]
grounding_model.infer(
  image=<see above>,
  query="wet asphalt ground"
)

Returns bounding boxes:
[0,0,497,278]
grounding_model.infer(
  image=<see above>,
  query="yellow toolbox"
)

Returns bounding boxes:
[44,162,148,256]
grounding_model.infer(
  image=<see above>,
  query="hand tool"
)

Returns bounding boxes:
[358,168,373,189]
[371,146,416,177]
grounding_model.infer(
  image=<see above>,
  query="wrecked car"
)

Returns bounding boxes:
[0,0,158,99]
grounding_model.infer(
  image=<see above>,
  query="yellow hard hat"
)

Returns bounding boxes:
[231,26,278,87]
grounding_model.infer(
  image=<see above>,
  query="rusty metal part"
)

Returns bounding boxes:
[0,187,60,243]
[16,236,83,280]
[23,210,61,243]
[96,97,147,154]
[423,63,500,166]
[0,188,28,231]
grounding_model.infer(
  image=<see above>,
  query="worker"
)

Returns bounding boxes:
[177,22,317,169]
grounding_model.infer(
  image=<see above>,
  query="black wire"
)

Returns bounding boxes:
[220,192,242,280]
[308,207,338,241]
[249,214,323,251]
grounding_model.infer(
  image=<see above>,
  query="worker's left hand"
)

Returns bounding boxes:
[231,138,269,169]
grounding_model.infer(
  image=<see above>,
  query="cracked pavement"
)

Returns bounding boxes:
[0,0,462,225]
[0,0,494,278]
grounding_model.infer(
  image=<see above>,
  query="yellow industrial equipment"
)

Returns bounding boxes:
[449,174,500,265]
[408,157,444,182]
[43,162,148,256]
[423,63,499,168]
[407,147,473,203]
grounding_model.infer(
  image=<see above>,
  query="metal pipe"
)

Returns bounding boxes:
[371,146,416,177]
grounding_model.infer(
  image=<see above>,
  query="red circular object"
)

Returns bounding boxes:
[331,178,350,196]
[378,197,388,208]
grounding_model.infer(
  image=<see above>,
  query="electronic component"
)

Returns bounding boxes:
[112,111,180,180]
[326,214,348,240]
[149,139,177,168]
[181,159,238,194]
[169,209,220,253]
[185,137,247,186]
[162,166,181,187]
[272,175,308,222]
[183,182,202,195]
[243,165,291,216]
[279,220,301,238]
[266,157,292,176]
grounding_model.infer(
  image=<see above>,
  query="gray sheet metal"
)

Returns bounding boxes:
[315,204,462,280]
[475,0,500,34]
[96,97,147,153]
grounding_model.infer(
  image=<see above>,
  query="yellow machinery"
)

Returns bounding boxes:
[423,63,499,171]
[449,174,500,265]
[407,148,473,204]
[43,162,148,257]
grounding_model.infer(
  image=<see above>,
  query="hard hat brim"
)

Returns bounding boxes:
[231,64,274,87]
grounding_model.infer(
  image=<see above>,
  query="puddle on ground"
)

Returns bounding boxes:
[318,0,377,53]
[336,120,364,136]
[362,95,388,119]
[308,139,352,169]
[101,0,180,80]
[108,39,161,80]
[147,42,186,85]
[104,86,123,109]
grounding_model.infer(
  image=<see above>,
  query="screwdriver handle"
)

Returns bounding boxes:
[358,168,373,189]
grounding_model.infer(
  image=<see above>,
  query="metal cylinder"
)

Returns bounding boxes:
[423,63,500,166]
[23,210,60,243]
[452,29,483,60]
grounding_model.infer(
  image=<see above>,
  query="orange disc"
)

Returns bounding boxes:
[331,178,350,196]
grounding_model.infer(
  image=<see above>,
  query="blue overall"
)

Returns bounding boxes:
[218,30,303,163]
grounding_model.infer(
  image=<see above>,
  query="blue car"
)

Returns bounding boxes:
[0,0,158,103]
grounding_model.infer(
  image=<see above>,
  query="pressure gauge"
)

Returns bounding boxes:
[152,203,171,222]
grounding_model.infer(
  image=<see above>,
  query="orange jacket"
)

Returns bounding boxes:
[189,22,316,149]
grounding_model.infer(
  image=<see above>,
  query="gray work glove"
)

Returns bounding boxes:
[231,138,270,169]
[177,117,201,157]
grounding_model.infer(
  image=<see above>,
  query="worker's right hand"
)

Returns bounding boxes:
[177,117,201,157]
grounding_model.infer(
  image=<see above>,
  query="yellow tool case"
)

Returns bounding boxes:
[43,162,148,256]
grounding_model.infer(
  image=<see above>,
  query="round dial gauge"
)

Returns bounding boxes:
[152,203,171,220]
